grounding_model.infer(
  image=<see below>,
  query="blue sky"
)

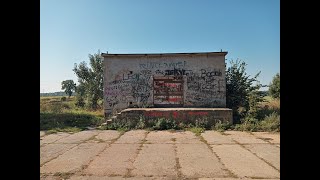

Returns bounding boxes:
[41,0,279,93]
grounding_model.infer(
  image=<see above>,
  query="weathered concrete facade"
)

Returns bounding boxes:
[103,52,228,116]
[116,108,233,126]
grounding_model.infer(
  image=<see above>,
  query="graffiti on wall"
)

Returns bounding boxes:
[184,68,225,107]
[153,77,184,106]
[105,68,153,110]
[105,59,225,112]
[143,111,209,119]
[139,61,187,69]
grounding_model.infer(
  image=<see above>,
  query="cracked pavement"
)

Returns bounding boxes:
[40,130,280,180]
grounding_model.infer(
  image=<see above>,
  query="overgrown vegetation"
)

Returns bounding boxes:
[40,96,104,132]
[269,73,280,99]
[226,59,264,123]
[212,121,232,132]
[225,60,280,132]
[229,91,280,132]
[100,115,231,134]
[73,50,104,110]
[187,127,205,136]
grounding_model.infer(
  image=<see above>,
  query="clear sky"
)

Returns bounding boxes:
[40,0,279,93]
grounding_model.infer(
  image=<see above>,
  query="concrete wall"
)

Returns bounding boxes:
[117,108,233,126]
[103,52,227,115]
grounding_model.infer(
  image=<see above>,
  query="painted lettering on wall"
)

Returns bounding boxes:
[105,59,225,112]
[139,61,187,69]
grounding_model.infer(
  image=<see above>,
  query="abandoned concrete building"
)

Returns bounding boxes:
[102,52,232,124]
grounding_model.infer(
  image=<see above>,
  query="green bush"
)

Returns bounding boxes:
[233,112,280,132]
[194,118,209,129]
[135,116,146,129]
[104,117,136,130]
[226,60,263,123]
[61,97,67,101]
[187,127,205,136]
[106,121,129,131]
[165,119,179,130]
[259,112,280,132]
[234,117,259,132]
[212,121,232,132]
[256,98,280,120]
[153,118,167,130]
[104,117,234,131]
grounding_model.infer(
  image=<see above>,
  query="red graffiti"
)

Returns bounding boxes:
[188,111,209,116]
[165,83,179,88]
[144,111,170,118]
[144,111,209,119]
[172,111,179,119]
[168,98,182,102]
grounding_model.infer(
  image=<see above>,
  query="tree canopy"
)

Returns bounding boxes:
[73,50,104,109]
[226,60,263,123]
[61,80,76,98]
[269,73,280,99]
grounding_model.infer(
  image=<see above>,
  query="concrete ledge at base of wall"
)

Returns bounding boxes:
[112,108,233,126]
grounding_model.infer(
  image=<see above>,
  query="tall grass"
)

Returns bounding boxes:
[234,96,280,132]
[40,96,104,132]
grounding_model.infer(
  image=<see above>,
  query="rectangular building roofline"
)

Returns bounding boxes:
[101,51,228,57]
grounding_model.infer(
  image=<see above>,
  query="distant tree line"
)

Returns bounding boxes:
[40,91,70,97]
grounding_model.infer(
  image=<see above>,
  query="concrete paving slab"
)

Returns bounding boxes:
[69,176,119,180]
[40,175,61,180]
[199,178,280,180]
[95,130,120,142]
[83,144,140,176]
[211,144,279,178]
[199,179,241,180]
[69,176,170,180]
[55,130,99,144]
[252,132,280,144]
[201,131,235,144]
[40,130,281,179]
[177,143,229,178]
[41,143,106,174]
[69,176,123,180]
[40,143,77,165]
[223,131,267,144]
[145,131,176,144]
[40,132,71,145]
[174,131,202,144]
[114,130,147,144]
[40,131,46,137]
[244,144,280,170]
[132,144,177,177]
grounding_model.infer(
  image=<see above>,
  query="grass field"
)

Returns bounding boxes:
[40,96,105,133]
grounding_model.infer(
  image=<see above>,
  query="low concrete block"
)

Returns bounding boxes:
[115,108,233,127]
